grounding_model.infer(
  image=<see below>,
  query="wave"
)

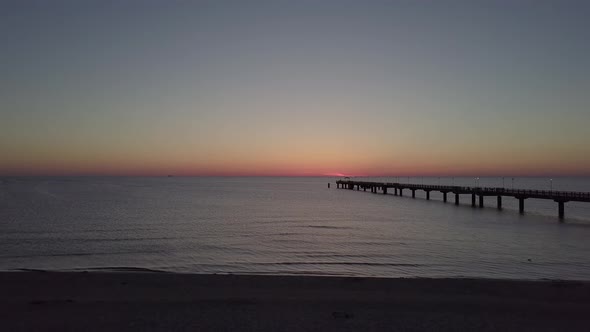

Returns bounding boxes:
[0,250,164,259]
[245,262,423,267]
[296,253,393,259]
[301,225,355,230]
[0,236,186,243]
[70,266,169,273]
[13,267,169,273]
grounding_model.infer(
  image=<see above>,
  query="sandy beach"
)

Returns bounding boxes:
[0,272,589,331]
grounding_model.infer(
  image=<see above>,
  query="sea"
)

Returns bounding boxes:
[1,176,590,280]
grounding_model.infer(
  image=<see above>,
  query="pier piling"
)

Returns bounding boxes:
[557,201,565,219]
[335,180,589,221]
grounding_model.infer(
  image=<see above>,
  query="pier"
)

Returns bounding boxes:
[335,180,590,220]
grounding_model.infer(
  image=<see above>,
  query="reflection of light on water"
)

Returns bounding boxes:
[0,176,589,280]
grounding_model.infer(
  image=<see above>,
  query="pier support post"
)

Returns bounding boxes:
[411,189,415,198]
[479,195,484,208]
[349,184,353,190]
[399,189,403,197]
[363,187,366,192]
[455,193,459,205]
[471,194,476,207]
[518,198,525,214]
[497,196,502,209]
[394,188,398,196]
[557,201,565,220]
[426,191,430,200]
[443,192,447,203]
[383,187,387,195]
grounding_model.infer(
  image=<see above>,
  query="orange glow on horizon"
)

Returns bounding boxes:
[2,160,589,177]
[2,136,589,177]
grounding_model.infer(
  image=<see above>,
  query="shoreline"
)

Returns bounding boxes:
[5,268,590,282]
[1,271,589,331]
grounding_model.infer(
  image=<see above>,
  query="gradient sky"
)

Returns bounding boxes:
[1,0,589,176]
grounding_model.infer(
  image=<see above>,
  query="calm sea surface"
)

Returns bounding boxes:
[1,176,590,280]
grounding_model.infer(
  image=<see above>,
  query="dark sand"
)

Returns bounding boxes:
[1,272,589,331]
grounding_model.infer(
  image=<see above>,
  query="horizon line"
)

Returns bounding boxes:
[1,174,589,178]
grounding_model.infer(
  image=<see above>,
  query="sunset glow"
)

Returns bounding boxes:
[1,1,589,176]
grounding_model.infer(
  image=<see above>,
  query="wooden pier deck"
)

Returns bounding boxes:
[335,180,590,220]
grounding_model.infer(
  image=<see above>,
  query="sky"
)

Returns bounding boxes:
[1,0,589,176]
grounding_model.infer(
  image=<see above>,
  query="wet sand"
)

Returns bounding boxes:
[1,272,589,331]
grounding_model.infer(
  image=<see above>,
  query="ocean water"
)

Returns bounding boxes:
[1,176,590,280]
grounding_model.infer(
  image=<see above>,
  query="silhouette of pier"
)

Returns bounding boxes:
[335,180,590,220]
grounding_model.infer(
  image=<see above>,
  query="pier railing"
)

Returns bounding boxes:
[335,180,590,219]
[337,181,590,200]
